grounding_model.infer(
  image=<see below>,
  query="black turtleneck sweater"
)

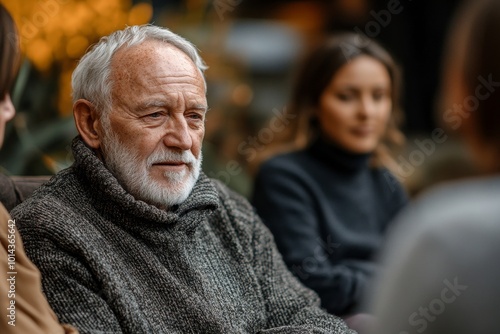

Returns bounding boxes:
[252,138,408,316]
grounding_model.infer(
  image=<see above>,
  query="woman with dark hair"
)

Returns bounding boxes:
[0,4,18,148]
[0,4,25,211]
[369,0,500,333]
[0,4,77,333]
[252,33,408,316]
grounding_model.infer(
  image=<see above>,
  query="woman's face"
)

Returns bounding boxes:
[0,94,15,148]
[318,55,392,154]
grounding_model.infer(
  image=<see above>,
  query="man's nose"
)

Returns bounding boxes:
[162,118,192,151]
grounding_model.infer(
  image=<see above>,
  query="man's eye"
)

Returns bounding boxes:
[148,112,162,118]
[188,113,203,120]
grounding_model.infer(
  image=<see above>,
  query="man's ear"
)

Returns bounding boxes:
[73,99,103,150]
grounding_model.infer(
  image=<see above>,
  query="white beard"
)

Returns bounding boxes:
[101,130,202,209]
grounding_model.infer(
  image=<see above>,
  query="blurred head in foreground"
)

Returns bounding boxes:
[440,0,500,172]
[369,1,500,334]
[0,3,19,148]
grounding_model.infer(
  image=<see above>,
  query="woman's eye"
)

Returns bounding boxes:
[373,91,389,101]
[337,93,353,101]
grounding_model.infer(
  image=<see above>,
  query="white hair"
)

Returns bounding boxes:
[71,24,207,116]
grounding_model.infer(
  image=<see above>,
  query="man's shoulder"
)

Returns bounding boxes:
[208,178,260,233]
[11,167,87,227]
[210,178,254,214]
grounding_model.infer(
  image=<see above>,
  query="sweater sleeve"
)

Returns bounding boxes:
[14,209,123,334]
[252,161,374,315]
[250,211,356,333]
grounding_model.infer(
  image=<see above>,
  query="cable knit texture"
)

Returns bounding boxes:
[11,137,355,334]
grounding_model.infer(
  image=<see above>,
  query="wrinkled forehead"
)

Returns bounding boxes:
[109,40,205,90]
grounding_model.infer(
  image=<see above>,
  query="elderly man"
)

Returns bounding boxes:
[12,25,355,333]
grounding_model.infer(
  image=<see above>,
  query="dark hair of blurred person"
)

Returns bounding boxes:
[252,32,408,320]
[0,5,40,211]
[0,4,77,333]
[0,3,23,210]
[0,2,19,148]
[440,0,500,172]
[369,1,500,333]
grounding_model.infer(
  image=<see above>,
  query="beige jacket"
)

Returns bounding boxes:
[0,203,77,333]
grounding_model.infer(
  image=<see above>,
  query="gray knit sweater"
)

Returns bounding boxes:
[12,137,355,334]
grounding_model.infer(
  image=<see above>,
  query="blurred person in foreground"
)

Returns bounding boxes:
[10,24,356,333]
[0,4,27,211]
[252,33,408,318]
[369,0,500,333]
[0,4,77,333]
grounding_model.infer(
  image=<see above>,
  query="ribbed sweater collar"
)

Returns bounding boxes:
[71,136,219,229]
[307,136,372,173]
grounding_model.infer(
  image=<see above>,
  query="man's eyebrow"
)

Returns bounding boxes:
[136,100,167,111]
[135,101,208,113]
[191,104,209,112]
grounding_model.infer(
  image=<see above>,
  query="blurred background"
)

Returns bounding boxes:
[0,0,477,198]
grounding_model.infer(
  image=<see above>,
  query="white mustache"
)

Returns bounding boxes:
[146,149,197,166]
